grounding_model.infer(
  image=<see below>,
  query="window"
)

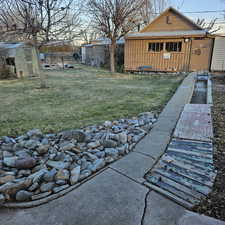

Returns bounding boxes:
[149,42,163,52]
[166,42,182,52]
[6,57,15,66]
[166,16,172,24]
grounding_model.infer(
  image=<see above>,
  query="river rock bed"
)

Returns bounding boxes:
[0,112,157,204]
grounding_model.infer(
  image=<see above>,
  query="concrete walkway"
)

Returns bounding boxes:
[0,73,224,225]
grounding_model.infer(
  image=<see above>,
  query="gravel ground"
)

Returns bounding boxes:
[193,75,225,221]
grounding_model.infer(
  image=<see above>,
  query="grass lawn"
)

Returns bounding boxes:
[0,64,184,137]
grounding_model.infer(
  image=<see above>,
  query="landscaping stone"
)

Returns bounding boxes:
[46,161,69,170]
[0,111,157,203]
[15,190,33,201]
[90,159,105,172]
[14,157,36,169]
[70,166,81,185]
[36,144,49,155]
[43,169,57,182]
[105,148,119,158]
[102,140,117,148]
[3,157,17,167]
[40,182,55,192]
[0,193,5,203]
[56,169,70,180]
[0,175,15,184]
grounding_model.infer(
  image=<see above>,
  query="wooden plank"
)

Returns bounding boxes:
[144,182,194,209]
[167,147,213,159]
[173,104,213,142]
[164,153,215,171]
[152,168,211,195]
[183,104,211,114]
[146,174,205,200]
[170,139,213,153]
[167,151,213,165]
[156,161,214,187]
[161,155,216,182]
[146,175,199,205]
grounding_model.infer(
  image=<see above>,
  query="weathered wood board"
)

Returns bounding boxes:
[173,104,213,142]
[145,139,217,209]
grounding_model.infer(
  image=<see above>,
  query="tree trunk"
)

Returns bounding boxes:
[110,39,116,73]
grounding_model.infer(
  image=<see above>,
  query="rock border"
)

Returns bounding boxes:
[1,167,107,208]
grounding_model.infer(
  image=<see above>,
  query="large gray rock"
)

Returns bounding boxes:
[87,141,101,149]
[0,179,32,196]
[36,144,49,155]
[90,159,105,172]
[102,140,117,148]
[15,157,36,169]
[59,130,87,142]
[40,182,55,192]
[24,140,40,149]
[56,169,70,180]
[118,133,128,144]
[0,175,15,185]
[3,157,17,167]
[105,148,119,158]
[70,166,81,185]
[60,143,75,152]
[27,129,42,139]
[16,190,33,201]
[43,169,57,182]
[46,160,70,170]
[79,170,92,180]
[29,169,47,183]
[0,193,5,203]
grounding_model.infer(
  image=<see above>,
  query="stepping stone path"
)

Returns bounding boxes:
[145,104,217,208]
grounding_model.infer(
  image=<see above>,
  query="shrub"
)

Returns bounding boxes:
[0,64,16,80]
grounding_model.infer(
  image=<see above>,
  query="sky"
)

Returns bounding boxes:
[169,0,225,32]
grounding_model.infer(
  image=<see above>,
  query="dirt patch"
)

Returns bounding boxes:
[193,75,225,221]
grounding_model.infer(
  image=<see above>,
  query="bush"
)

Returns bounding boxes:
[0,65,16,80]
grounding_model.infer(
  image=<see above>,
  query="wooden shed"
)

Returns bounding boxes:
[0,42,40,78]
[125,7,214,72]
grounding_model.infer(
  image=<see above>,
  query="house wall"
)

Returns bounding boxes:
[141,11,200,32]
[15,47,40,78]
[125,38,213,72]
[189,38,213,71]
[211,36,225,71]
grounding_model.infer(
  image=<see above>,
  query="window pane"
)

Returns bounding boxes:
[166,42,182,52]
[149,42,163,52]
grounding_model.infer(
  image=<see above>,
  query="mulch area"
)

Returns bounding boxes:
[193,75,225,221]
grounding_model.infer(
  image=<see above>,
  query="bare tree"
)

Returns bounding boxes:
[0,0,81,88]
[140,0,168,26]
[87,0,145,72]
[196,18,221,34]
[0,0,81,44]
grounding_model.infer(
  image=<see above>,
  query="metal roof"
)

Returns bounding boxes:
[0,42,26,49]
[126,30,207,39]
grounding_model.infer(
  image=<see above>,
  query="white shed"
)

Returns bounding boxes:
[211,36,225,72]
[0,42,40,78]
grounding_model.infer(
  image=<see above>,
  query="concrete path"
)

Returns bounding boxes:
[0,73,224,225]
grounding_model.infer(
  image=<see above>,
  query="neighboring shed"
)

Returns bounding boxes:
[40,40,76,66]
[125,7,214,72]
[82,37,124,68]
[0,42,40,78]
[211,36,225,72]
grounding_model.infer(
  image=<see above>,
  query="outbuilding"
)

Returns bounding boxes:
[0,42,40,78]
[125,7,214,72]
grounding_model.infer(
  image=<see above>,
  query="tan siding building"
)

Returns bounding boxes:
[125,7,214,72]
